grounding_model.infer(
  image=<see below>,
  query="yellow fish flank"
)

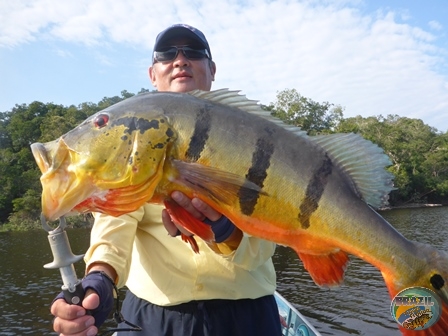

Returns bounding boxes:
[31,89,448,335]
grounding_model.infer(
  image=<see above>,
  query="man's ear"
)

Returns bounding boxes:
[209,60,216,81]
[149,66,157,87]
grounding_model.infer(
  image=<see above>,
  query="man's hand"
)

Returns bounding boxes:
[162,191,222,237]
[51,290,99,336]
[51,268,116,336]
[163,191,240,246]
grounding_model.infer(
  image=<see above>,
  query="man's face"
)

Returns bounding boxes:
[149,38,216,93]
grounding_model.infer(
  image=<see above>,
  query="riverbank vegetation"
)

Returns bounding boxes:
[1,88,447,231]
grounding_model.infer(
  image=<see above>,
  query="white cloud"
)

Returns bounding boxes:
[429,20,443,31]
[1,0,447,131]
[54,48,73,58]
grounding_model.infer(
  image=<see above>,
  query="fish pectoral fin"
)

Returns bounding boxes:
[298,250,350,287]
[181,234,200,254]
[164,198,215,248]
[172,159,265,204]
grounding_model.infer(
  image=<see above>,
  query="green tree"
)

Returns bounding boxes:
[337,115,446,204]
[421,132,448,198]
[98,90,134,110]
[1,88,447,229]
[0,149,17,222]
[138,88,150,94]
[7,102,47,151]
[268,88,344,135]
[1,89,149,229]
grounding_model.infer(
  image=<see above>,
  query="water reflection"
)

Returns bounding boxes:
[1,207,447,335]
[274,206,448,335]
[274,246,398,335]
[1,229,89,335]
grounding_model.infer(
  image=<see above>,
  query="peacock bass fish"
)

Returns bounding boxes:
[31,89,448,335]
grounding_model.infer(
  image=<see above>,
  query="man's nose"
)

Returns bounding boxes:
[173,50,189,67]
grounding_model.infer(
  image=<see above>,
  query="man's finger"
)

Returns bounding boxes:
[191,198,221,221]
[82,289,100,311]
[162,209,180,236]
[51,298,86,320]
[162,209,193,236]
[171,191,203,219]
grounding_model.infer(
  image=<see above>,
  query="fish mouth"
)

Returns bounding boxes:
[31,142,52,174]
[31,140,97,221]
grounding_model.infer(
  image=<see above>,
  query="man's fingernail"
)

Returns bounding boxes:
[172,192,182,201]
[87,327,97,336]
[85,318,95,327]
[77,310,85,317]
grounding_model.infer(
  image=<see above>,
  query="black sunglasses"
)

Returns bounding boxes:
[153,46,210,63]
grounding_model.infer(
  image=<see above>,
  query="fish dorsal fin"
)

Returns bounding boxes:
[311,133,395,209]
[188,89,308,137]
[189,88,261,112]
[189,89,394,209]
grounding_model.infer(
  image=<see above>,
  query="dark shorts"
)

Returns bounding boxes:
[117,290,282,336]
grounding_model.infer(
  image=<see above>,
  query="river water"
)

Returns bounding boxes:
[1,206,447,335]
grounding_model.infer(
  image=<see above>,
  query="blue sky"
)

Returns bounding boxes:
[1,0,447,131]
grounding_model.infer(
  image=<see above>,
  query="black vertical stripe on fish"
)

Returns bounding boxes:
[185,105,212,162]
[239,137,274,216]
[298,154,333,229]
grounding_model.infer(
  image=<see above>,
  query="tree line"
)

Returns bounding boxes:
[1,88,447,230]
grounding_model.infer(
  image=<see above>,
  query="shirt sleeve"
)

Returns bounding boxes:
[83,208,144,288]
[224,234,277,271]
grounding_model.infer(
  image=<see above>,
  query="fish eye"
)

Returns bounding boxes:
[430,273,445,290]
[94,114,109,128]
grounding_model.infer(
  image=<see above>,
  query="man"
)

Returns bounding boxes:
[51,24,280,336]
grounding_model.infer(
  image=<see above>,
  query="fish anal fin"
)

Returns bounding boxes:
[164,199,215,249]
[298,250,350,287]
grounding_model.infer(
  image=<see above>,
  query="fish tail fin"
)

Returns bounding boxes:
[383,242,448,335]
[164,198,215,252]
[297,250,350,287]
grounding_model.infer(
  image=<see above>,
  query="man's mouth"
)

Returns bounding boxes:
[173,72,192,80]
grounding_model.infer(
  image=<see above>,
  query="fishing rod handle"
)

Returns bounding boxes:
[62,279,86,305]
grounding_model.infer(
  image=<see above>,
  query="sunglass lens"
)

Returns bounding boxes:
[154,47,208,62]
[183,48,206,59]
[155,48,178,62]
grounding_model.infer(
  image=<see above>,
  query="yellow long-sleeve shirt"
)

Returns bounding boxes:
[84,203,277,306]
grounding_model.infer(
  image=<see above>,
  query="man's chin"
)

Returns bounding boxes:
[171,81,196,92]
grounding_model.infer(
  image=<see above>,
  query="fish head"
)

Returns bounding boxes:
[31,102,176,221]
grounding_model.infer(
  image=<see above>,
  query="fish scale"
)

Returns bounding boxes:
[31,88,448,335]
